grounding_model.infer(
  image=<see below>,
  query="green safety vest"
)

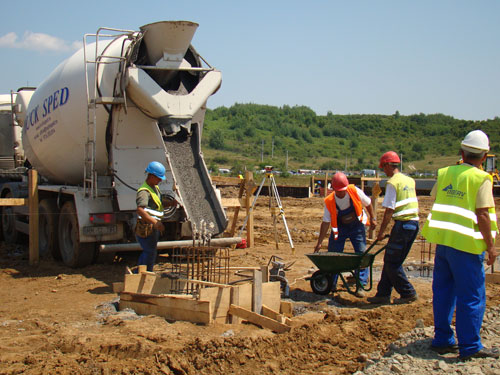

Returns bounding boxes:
[387,173,419,221]
[421,164,498,254]
[137,181,164,219]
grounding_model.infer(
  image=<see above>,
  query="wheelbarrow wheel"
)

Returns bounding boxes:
[310,271,333,295]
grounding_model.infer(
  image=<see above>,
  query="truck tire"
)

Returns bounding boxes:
[310,271,333,295]
[1,192,19,244]
[39,199,60,260]
[58,201,94,268]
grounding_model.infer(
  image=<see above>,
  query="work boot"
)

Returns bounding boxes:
[367,295,391,304]
[460,347,500,361]
[430,344,459,354]
[393,294,418,304]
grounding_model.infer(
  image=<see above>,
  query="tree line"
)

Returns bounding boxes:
[202,103,500,174]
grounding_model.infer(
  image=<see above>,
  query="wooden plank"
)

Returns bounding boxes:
[229,286,241,324]
[261,304,283,322]
[120,292,211,324]
[178,278,230,288]
[112,282,124,293]
[260,265,269,283]
[486,272,500,284]
[221,197,242,208]
[0,198,28,206]
[228,304,290,334]
[253,269,262,313]
[280,301,293,318]
[28,169,38,266]
[262,281,281,312]
[199,287,231,323]
[138,265,147,273]
[234,283,252,311]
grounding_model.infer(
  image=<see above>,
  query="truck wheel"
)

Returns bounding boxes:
[58,201,94,268]
[310,271,333,295]
[39,199,59,260]
[1,192,19,244]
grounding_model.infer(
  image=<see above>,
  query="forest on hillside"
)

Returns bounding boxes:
[201,103,500,174]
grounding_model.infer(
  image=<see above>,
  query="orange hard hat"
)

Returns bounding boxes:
[379,151,400,168]
[332,172,349,191]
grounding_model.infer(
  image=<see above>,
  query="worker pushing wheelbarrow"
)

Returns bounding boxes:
[306,238,388,295]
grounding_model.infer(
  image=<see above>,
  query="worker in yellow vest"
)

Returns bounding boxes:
[135,161,166,272]
[314,172,377,297]
[367,151,419,305]
[422,130,499,360]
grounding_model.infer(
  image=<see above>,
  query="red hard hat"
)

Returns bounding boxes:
[332,172,349,191]
[379,151,400,168]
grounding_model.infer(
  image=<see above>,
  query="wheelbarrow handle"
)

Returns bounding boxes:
[364,234,390,255]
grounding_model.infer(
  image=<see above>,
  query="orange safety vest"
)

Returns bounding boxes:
[324,184,369,239]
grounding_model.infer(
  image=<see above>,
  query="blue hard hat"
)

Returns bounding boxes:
[145,161,166,180]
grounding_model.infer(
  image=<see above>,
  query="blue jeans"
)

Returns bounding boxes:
[328,220,368,289]
[136,230,160,272]
[432,244,485,357]
[375,220,418,298]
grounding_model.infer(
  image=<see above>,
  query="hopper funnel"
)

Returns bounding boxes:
[140,21,199,68]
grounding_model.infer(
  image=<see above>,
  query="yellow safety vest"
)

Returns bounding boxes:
[387,173,419,221]
[137,181,164,219]
[421,164,498,254]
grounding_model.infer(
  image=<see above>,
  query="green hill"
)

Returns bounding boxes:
[201,103,499,176]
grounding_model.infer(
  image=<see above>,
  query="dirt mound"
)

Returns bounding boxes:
[0,193,498,374]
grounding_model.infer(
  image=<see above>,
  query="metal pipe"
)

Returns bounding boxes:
[99,237,242,253]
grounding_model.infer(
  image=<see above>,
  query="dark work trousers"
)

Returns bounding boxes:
[136,230,160,272]
[432,245,485,357]
[327,204,368,289]
[375,220,419,298]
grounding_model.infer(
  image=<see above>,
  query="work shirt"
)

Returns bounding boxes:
[322,186,371,222]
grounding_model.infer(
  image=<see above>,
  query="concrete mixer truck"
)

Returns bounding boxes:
[0,21,231,267]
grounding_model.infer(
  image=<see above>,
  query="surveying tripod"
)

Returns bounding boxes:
[239,166,294,251]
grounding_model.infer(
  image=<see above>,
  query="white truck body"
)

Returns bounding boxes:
[0,21,228,267]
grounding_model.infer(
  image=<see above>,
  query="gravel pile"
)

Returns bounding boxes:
[355,305,500,375]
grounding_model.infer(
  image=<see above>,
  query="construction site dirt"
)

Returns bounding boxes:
[0,192,499,375]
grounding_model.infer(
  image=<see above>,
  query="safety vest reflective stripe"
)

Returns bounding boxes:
[143,207,164,220]
[394,197,418,208]
[392,207,418,217]
[426,214,497,240]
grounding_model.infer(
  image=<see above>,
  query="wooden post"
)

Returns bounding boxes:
[28,169,39,265]
[245,171,255,248]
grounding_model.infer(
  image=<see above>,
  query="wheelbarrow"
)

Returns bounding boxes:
[305,238,387,296]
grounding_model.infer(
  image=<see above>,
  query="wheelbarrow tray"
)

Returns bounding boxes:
[306,252,375,274]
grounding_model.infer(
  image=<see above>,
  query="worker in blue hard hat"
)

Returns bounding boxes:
[135,161,166,271]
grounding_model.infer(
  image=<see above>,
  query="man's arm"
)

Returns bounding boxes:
[365,203,377,228]
[314,221,330,253]
[476,207,497,266]
[376,208,394,241]
[137,206,165,232]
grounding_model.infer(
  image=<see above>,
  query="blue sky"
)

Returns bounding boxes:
[0,0,498,120]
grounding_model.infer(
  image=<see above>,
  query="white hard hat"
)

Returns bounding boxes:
[461,130,489,153]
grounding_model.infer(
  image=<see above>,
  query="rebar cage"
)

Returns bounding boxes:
[167,246,230,295]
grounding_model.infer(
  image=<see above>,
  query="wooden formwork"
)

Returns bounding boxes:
[116,268,293,333]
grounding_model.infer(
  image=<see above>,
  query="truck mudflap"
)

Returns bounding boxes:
[164,124,228,236]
